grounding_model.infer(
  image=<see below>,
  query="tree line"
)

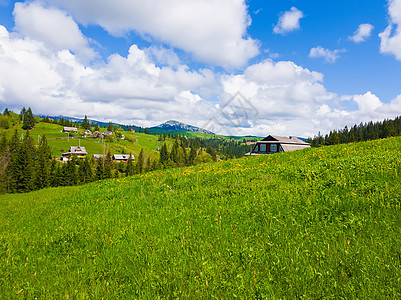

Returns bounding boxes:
[307,116,401,147]
[0,130,224,194]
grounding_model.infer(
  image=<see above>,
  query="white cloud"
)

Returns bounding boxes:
[349,23,374,43]
[353,91,382,113]
[41,0,259,69]
[273,7,304,35]
[13,2,96,63]
[1,23,401,137]
[379,0,401,60]
[309,46,345,63]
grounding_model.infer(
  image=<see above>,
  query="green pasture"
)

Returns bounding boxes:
[0,137,400,298]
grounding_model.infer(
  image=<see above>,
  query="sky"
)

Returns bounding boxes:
[0,0,401,137]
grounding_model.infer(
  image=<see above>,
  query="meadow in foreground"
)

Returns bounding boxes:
[0,137,400,298]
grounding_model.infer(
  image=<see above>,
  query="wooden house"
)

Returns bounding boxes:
[61,146,87,162]
[93,154,105,160]
[113,154,135,162]
[63,126,78,133]
[246,135,310,155]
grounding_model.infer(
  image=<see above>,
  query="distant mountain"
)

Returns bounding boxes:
[150,120,215,135]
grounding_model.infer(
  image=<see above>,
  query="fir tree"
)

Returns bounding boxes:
[136,149,145,174]
[107,122,113,132]
[7,131,35,192]
[34,134,52,189]
[126,154,135,176]
[22,107,35,130]
[82,115,90,130]
[188,147,197,166]
[160,143,169,166]
[96,157,104,180]
[104,150,113,179]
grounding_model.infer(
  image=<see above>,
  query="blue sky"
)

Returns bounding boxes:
[0,0,400,136]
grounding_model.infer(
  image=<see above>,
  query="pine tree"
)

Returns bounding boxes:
[107,122,113,132]
[7,131,35,192]
[136,149,145,174]
[104,150,113,179]
[34,134,52,189]
[94,123,100,132]
[126,154,134,176]
[96,157,105,180]
[22,107,35,130]
[160,143,169,166]
[82,115,90,130]
[64,156,78,186]
[188,147,197,166]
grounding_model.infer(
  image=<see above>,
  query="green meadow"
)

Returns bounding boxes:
[2,122,167,159]
[0,137,400,298]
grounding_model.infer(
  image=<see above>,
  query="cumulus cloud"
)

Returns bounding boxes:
[1,21,401,137]
[379,0,401,60]
[41,0,259,69]
[273,7,304,35]
[309,46,345,63]
[13,2,96,63]
[0,25,218,127]
[349,23,374,43]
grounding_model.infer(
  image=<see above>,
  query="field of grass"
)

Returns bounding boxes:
[1,137,400,298]
[1,122,168,159]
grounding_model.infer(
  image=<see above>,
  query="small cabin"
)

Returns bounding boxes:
[63,126,78,133]
[246,135,310,155]
[113,154,135,163]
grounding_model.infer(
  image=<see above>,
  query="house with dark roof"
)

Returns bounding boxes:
[113,154,135,163]
[245,135,310,155]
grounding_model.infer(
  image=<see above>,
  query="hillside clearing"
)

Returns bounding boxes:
[1,137,400,298]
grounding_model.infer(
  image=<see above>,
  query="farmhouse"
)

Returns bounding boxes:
[246,135,310,155]
[113,154,135,162]
[61,146,87,162]
[63,126,78,133]
[93,154,105,160]
[102,131,113,136]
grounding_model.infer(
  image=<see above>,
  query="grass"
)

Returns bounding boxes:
[1,122,167,159]
[0,137,400,298]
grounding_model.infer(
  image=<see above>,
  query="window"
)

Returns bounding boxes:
[260,144,266,152]
[270,144,277,152]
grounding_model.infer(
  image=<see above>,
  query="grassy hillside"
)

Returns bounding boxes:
[1,121,168,160]
[1,137,400,298]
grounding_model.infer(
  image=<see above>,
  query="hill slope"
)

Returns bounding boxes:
[1,137,400,298]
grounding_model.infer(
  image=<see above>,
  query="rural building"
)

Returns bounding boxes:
[63,126,78,133]
[102,131,113,136]
[246,135,310,155]
[61,146,87,162]
[113,154,135,162]
[93,154,105,160]
[84,129,92,135]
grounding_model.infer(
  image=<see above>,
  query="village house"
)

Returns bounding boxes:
[93,154,105,160]
[63,126,78,133]
[102,131,113,136]
[246,135,310,155]
[61,146,87,162]
[113,154,135,163]
[84,129,92,136]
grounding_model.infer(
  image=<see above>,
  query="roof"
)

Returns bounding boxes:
[63,126,78,131]
[281,144,310,151]
[113,154,135,160]
[259,135,310,145]
[69,146,87,153]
